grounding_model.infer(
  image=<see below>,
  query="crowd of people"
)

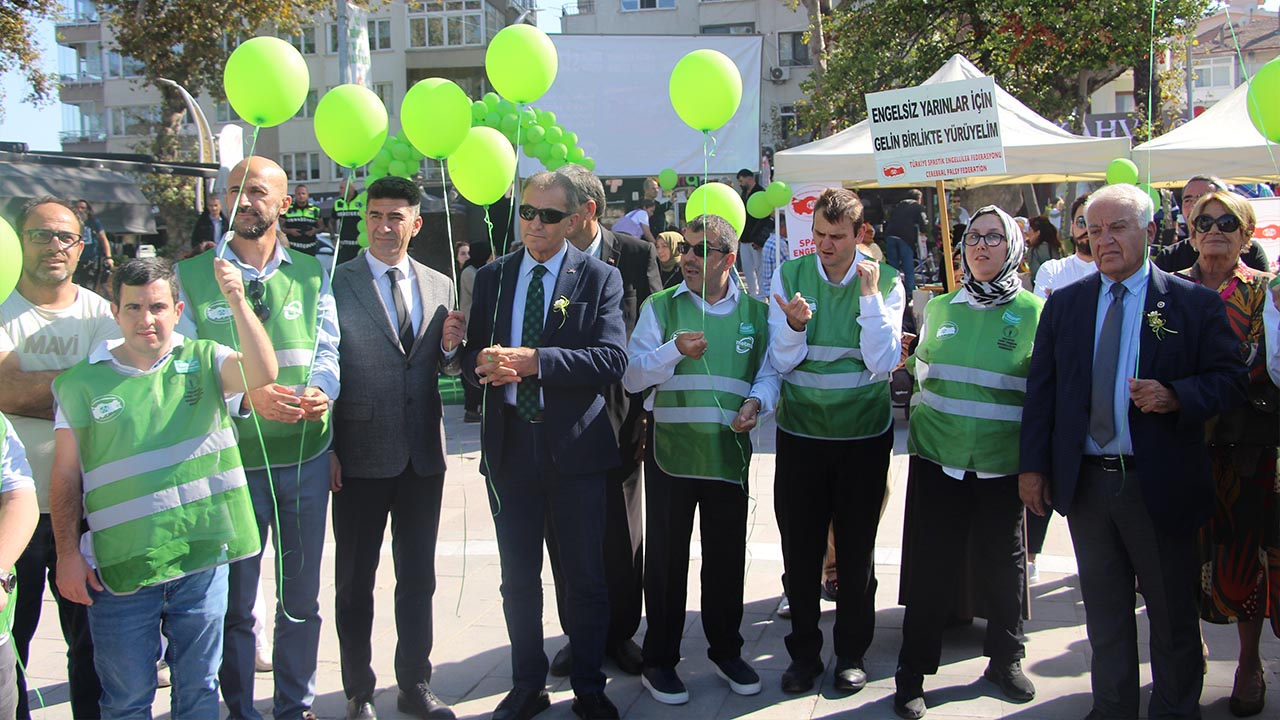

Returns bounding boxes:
[0,160,1277,720]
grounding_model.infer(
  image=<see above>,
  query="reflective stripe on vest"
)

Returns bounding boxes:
[176,249,331,469]
[648,286,768,484]
[906,290,1042,475]
[777,254,897,440]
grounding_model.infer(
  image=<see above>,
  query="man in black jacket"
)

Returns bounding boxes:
[190,197,226,252]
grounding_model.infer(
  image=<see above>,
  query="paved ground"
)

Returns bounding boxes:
[21,406,1280,719]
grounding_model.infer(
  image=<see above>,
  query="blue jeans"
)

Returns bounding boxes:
[87,565,228,719]
[885,235,917,297]
[220,452,330,720]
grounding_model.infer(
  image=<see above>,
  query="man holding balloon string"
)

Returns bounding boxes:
[175,157,340,720]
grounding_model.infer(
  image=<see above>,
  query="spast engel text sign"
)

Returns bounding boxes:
[866,76,1006,185]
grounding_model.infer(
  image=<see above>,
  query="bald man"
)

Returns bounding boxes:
[176,157,341,720]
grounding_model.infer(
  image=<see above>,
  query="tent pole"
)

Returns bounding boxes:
[936,180,956,290]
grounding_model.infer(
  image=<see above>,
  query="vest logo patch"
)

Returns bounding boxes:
[173,359,201,374]
[1002,310,1022,325]
[739,322,755,335]
[736,337,755,354]
[803,296,818,315]
[936,321,959,339]
[90,395,125,423]
[282,300,304,321]
[204,301,233,324]
[997,324,1019,351]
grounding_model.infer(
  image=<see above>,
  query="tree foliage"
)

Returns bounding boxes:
[798,0,1210,138]
[0,0,61,119]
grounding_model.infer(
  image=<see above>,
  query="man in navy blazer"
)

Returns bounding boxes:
[462,171,628,720]
[1020,183,1246,720]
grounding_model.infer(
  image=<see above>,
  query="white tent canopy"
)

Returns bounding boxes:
[774,54,1132,188]
[1132,81,1280,186]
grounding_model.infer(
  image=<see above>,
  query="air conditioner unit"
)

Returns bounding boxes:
[769,66,791,83]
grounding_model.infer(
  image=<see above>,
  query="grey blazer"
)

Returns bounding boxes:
[332,254,459,479]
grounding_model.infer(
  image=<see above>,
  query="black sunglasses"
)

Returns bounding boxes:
[23,228,83,248]
[246,279,270,322]
[1193,213,1241,234]
[676,241,730,257]
[518,204,570,224]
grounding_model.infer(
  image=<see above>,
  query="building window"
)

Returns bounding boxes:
[408,0,484,49]
[334,161,369,180]
[109,105,160,137]
[282,26,317,55]
[701,23,754,34]
[104,50,145,79]
[1114,92,1135,114]
[215,100,240,123]
[296,89,319,119]
[779,31,811,67]
[372,82,395,113]
[280,152,322,182]
[1192,55,1233,90]
[622,0,676,10]
[779,104,797,142]
[327,24,340,54]
[369,19,393,50]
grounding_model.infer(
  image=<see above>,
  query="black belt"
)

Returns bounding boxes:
[1082,455,1136,472]
[503,404,544,424]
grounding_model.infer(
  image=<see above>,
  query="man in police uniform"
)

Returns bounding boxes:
[282,184,323,257]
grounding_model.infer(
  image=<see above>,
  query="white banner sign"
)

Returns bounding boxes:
[783,182,841,261]
[344,2,371,88]
[866,76,1005,185]
[1249,196,1280,269]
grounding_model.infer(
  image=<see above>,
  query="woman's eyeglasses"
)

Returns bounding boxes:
[676,241,730,257]
[246,280,270,322]
[1192,213,1241,234]
[23,229,83,249]
[962,232,1007,247]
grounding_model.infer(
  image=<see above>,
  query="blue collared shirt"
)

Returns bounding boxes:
[1085,260,1151,456]
[506,242,569,406]
[176,233,341,402]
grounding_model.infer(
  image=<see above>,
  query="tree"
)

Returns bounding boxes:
[796,0,1210,139]
[92,0,350,245]
[0,0,60,119]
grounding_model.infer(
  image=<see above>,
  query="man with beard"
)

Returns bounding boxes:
[282,184,323,257]
[176,157,340,720]
[0,197,111,719]
[1033,193,1096,299]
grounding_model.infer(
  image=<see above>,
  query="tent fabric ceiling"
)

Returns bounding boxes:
[0,161,156,234]
[773,54,1132,189]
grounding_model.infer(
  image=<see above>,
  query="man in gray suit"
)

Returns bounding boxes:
[330,176,465,720]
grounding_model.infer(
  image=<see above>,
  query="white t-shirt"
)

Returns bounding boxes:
[612,209,650,238]
[1033,253,1098,299]
[0,288,119,511]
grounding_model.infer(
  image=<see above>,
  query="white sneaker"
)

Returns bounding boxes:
[1027,561,1040,584]
[255,646,273,672]
[775,595,791,619]
[156,660,171,688]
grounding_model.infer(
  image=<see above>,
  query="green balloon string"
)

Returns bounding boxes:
[1223,4,1280,179]
[478,206,504,519]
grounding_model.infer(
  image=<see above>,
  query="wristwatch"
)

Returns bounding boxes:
[0,570,15,594]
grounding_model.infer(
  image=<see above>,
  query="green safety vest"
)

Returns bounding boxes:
[776,254,899,440]
[176,248,331,469]
[282,205,322,253]
[51,340,261,595]
[906,290,1043,475]
[648,287,769,484]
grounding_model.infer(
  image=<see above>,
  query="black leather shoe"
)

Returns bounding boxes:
[492,688,551,720]
[398,683,455,719]
[345,695,376,720]
[571,691,619,720]
[606,638,643,675]
[983,659,1035,702]
[549,642,573,678]
[781,659,825,694]
[833,656,868,693]
[895,666,926,719]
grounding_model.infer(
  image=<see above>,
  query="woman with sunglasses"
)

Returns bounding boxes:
[893,206,1043,719]
[1177,191,1278,717]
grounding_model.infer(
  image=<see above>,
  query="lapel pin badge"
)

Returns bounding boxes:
[1157,301,1165,309]
[567,268,576,274]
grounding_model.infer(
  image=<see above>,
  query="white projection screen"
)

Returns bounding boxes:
[517,34,764,178]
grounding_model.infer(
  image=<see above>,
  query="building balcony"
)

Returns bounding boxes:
[59,71,103,86]
[55,12,101,27]
[562,1,595,16]
[60,130,108,144]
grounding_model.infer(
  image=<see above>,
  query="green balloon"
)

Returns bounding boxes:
[501,113,520,136]
[1138,182,1162,208]
[472,100,488,120]
[408,147,425,163]
[402,78,473,160]
[747,191,774,219]
[357,219,367,233]
[685,182,746,237]
[1105,158,1139,185]
[314,84,388,168]
[483,92,500,110]
[545,158,564,171]
[658,168,678,191]
[391,143,411,161]
[483,111,500,129]
[485,24,558,104]
[549,143,568,160]
[366,168,386,181]
[520,108,538,127]
[522,142,538,158]
[224,36,310,127]
[581,157,595,171]
[669,49,742,132]
[497,99,516,117]
[1248,58,1280,142]
[449,126,517,206]
[533,141,552,160]
[524,125,546,144]
[563,131,579,147]
[388,159,407,177]
[544,126,563,144]
[567,146,586,163]
[357,231,369,248]
[538,110,557,128]
[764,181,791,208]
[374,148,392,165]
[0,216,19,305]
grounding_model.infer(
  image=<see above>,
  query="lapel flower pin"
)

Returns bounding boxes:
[552,295,571,328]
[1146,310,1178,340]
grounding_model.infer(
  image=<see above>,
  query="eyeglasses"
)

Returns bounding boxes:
[962,232,1007,247]
[676,241,730,257]
[23,229,83,248]
[246,280,270,322]
[518,204,570,224]
[1193,213,1241,234]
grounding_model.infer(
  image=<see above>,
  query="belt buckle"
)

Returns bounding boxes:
[1099,455,1125,472]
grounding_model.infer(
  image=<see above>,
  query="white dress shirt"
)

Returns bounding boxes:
[364,252,421,337]
[506,242,569,406]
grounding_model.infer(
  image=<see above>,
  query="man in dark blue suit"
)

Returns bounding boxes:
[1019,183,1247,720]
[462,171,628,720]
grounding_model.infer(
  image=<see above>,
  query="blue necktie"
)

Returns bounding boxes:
[1089,282,1127,448]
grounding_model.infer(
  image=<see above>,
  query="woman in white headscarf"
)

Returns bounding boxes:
[892,206,1045,720]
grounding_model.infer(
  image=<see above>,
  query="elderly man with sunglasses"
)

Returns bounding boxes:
[175,157,340,720]
[0,197,113,719]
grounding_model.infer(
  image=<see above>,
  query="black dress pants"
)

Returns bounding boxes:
[775,427,894,665]
[897,457,1026,674]
[332,462,445,698]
